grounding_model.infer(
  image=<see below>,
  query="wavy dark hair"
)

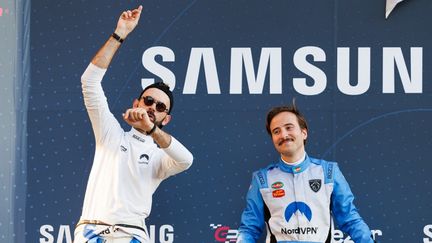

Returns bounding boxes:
[265,100,308,145]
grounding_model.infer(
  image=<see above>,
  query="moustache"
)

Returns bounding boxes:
[147,110,155,120]
[278,137,294,146]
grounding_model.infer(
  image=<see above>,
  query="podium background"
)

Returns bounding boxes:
[1,0,431,242]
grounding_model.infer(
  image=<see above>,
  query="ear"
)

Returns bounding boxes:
[161,114,172,126]
[132,99,140,108]
[302,128,308,141]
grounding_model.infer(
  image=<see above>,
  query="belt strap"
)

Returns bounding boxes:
[76,220,146,233]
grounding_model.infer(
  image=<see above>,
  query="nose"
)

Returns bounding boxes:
[280,129,289,138]
[148,102,157,110]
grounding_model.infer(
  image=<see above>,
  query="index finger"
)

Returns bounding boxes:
[132,5,143,14]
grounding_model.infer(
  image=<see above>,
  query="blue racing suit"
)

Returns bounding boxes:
[237,155,374,243]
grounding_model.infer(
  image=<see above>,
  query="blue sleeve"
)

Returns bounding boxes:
[331,163,374,243]
[237,172,266,243]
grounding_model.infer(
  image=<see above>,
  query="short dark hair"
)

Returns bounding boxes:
[138,82,174,114]
[265,102,308,144]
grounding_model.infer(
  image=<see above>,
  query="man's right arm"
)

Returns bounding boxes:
[237,173,266,243]
[91,6,142,69]
[81,6,143,141]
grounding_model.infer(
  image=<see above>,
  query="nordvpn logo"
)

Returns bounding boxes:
[285,201,312,222]
[138,154,150,164]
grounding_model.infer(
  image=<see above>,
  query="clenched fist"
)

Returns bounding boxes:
[122,107,154,132]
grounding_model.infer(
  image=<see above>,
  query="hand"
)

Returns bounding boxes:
[115,5,143,39]
[122,107,153,132]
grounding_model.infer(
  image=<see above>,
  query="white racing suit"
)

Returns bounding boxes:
[74,64,193,243]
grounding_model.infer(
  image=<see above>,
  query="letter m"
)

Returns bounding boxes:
[230,48,282,94]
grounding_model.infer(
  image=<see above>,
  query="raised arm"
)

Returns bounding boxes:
[92,5,143,69]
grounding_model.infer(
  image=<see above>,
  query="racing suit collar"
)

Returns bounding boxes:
[129,127,155,144]
[277,153,311,174]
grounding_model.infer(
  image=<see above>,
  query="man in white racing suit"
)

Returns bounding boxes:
[74,5,193,243]
[237,105,374,243]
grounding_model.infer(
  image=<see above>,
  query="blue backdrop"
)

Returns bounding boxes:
[10,0,432,242]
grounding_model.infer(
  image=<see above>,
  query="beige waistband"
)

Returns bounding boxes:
[76,219,146,233]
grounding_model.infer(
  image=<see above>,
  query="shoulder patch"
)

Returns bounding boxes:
[324,162,336,184]
[257,171,266,186]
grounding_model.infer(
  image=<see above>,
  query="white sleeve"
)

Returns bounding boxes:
[156,136,193,179]
[81,63,123,143]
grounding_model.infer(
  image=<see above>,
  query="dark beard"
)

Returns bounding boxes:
[154,119,164,129]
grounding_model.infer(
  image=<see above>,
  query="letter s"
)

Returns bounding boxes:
[39,225,54,243]
[424,225,432,243]
[142,47,175,91]
[293,46,327,95]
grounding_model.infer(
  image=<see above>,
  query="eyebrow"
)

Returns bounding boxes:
[271,123,294,133]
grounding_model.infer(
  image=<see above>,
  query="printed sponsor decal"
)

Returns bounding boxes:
[132,134,145,143]
[326,163,334,180]
[285,201,312,222]
[209,224,238,243]
[138,154,150,164]
[281,227,318,235]
[271,181,284,189]
[272,189,285,198]
[309,179,321,192]
[120,145,127,152]
[257,171,265,186]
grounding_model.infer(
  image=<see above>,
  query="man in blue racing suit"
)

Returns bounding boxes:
[237,104,375,243]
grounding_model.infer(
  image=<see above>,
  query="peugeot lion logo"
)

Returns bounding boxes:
[285,201,312,222]
[309,179,321,192]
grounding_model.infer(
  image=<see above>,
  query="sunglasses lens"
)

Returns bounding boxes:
[143,96,154,106]
[143,96,167,112]
[156,102,167,112]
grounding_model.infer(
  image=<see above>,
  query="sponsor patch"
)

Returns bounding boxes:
[257,171,266,187]
[132,134,145,143]
[272,189,285,198]
[326,163,334,181]
[285,201,312,222]
[209,224,238,243]
[309,179,321,192]
[271,181,284,189]
[138,154,150,164]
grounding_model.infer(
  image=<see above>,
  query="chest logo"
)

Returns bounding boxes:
[272,189,285,198]
[138,154,150,164]
[309,179,321,192]
[285,201,312,222]
[271,181,284,189]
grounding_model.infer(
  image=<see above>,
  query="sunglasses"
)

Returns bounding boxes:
[141,96,169,113]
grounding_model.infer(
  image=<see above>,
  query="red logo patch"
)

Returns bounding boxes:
[271,181,284,189]
[272,189,285,198]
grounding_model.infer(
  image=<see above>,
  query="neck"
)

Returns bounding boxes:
[281,151,305,164]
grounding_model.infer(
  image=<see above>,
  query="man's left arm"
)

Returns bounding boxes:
[156,135,193,179]
[331,164,375,243]
[122,108,193,178]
